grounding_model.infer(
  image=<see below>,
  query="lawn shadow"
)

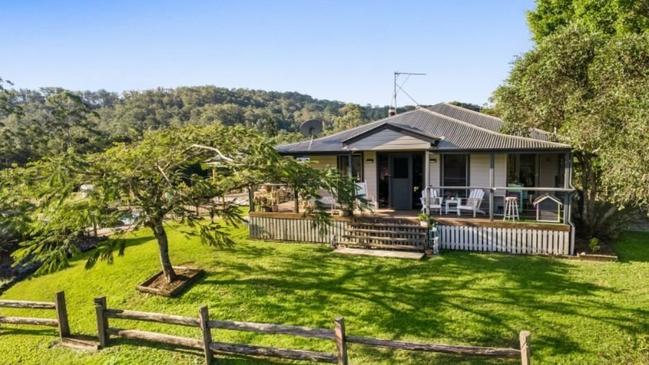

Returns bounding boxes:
[109,337,304,365]
[0,326,58,337]
[198,241,649,362]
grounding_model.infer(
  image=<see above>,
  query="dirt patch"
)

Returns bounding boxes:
[136,266,204,297]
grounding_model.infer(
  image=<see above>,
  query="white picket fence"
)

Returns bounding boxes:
[437,225,571,255]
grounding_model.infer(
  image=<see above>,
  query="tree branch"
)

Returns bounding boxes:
[190,144,234,162]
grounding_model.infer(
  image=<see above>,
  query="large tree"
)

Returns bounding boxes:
[15,124,281,282]
[528,0,649,41]
[493,26,649,238]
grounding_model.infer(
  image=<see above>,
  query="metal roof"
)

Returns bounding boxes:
[276,103,570,154]
[427,103,552,141]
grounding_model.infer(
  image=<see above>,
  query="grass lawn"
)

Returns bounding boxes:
[0,224,648,364]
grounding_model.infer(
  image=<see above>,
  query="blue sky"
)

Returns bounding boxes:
[1,0,535,106]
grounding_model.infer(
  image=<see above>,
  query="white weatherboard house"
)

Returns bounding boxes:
[250,103,575,256]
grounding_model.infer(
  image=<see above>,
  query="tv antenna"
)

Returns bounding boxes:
[392,71,426,113]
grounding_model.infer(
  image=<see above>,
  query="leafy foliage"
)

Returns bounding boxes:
[528,0,649,42]
[12,124,286,281]
[0,85,397,169]
[331,103,367,132]
[493,25,649,238]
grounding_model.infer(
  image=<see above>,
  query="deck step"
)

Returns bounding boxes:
[334,247,425,259]
[350,222,423,229]
[348,228,427,236]
[339,242,424,251]
[343,235,426,243]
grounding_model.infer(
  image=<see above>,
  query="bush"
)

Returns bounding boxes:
[589,237,601,253]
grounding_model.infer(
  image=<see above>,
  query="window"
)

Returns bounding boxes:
[337,154,363,181]
[507,154,536,187]
[442,154,468,198]
[392,157,409,178]
[442,154,468,186]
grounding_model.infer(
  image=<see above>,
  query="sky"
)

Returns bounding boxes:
[1,0,536,106]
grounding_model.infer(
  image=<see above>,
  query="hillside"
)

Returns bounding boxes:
[0,85,408,168]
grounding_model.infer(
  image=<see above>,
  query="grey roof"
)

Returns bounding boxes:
[277,103,570,154]
[428,103,552,141]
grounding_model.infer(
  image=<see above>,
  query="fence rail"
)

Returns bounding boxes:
[93,296,531,364]
[0,291,70,340]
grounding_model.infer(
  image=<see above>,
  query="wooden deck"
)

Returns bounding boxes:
[253,210,569,231]
[248,210,574,255]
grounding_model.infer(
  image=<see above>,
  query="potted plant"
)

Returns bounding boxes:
[417,213,430,227]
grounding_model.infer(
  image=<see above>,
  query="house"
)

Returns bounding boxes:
[250,103,575,256]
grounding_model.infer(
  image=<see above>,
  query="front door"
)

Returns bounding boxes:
[390,154,412,209]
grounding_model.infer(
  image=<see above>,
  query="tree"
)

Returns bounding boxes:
[15,124,280,283]
[331,104,366,132]
[528,0,649,42]
[493,26,649,238]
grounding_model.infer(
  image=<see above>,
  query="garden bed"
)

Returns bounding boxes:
[136,265,203,297]
[573,239,618,261]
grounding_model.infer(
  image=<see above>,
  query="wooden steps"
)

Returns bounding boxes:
[340,218,429,252]
[343,235,425,243]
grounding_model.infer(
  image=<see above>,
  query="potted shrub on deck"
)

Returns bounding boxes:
[417,213,430,227]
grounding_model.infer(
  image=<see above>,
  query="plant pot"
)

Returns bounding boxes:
[419,221,429,227]
[271,204,279,212]
[340,210,352,217]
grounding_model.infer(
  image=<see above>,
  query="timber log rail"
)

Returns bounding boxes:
[0,291,70,340]
[94,296,532,365]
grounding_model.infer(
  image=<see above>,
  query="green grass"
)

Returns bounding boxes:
[1,225,648,365]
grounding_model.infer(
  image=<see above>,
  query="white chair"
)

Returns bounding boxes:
[355,182,367,198]
[457,189,486,217]
[420,187,443,215]
[316,189,338,211]
[355,181,376,209]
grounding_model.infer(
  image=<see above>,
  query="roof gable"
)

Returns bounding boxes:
[342,122,440,145]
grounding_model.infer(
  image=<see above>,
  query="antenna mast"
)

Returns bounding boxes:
[391,71,426,115]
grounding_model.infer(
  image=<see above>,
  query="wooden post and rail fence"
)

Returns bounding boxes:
[93,296,532,365]
[0,292,531,364]
[0,291,70,340]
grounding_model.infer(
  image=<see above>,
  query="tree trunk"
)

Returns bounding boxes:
[294,185,300,213]
[151,219,176,283]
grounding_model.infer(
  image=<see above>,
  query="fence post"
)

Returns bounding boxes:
[94,297,109,348]
[54,291,70,339]
[334,317,348,365]
[199,306,213,365]
[519,330,531,365]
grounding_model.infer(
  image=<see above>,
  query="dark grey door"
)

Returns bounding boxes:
[390,154,412,209]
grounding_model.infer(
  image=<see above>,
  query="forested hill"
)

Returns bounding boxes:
[0,85,411,168]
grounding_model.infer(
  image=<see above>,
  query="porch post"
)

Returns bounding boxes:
[563,152,572,224]
[424,150,430,214]
[248,185,255,213]
[489,153,495,221]
[347,153,353,178]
